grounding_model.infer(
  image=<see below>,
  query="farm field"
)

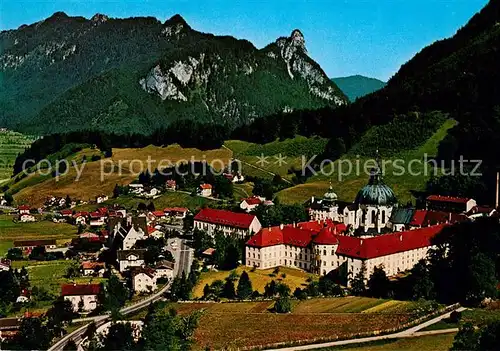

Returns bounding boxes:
[192,266,315,298]
[276,119,456,205]
[315,333,456,351]
[75,191,217,212]
[164,297,431,350]
[0,130,35,181]
[12,144,232,207]
[0,214,78,254]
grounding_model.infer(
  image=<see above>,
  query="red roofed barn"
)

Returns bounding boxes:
[61,283,101,313]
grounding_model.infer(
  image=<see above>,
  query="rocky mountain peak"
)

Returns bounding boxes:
[290,29,305,49]
[162,14,191,38]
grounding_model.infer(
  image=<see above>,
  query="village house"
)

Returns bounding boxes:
[17,205,30,215]
[129,183,144,195]
[0,317,21,341]
[108,217,148,250]
[194,208,262,238]
[240,196,265,212]
[199,183,213,197]
[13,239,57,252]
[165,180,177,191]
[96,194,109,204]
[151,211,166,220]
[117,249,146,272]
[73,212,88,225]
[132,267,157,293]
[246,221,447,286]
[154,260,175,280]
[0,259,11,272]
[223,172,245,183]
[19,213,36,223]
[61,283,101,313]
[81,261,105,276]
[164,207,189,219]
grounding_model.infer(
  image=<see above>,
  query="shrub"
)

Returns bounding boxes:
[274,296,292,313]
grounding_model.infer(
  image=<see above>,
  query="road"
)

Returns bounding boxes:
[167,238,194,277]
[49,283,171,351]
[265,306,466,351]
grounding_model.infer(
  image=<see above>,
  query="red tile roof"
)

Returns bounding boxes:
[200,184,212,189]
[313,227,340,245]
[147,226,156,234]
[410,210,428,226]
[164,207,189,213]
[18,205,30,210]
[194,208,256,229]
[427,195,471,204]
[79,232,99,239]
[152,211,165,217]
[61,283,101,296]
[242,196,262,205]
[81,261,104,270]
[60,209,72,216]
[336,224,447,259]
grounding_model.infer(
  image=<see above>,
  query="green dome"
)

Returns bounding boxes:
[355,165,397,206]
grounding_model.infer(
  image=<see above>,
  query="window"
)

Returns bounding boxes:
[371,210,376,224]
[331,249,335,255]
[323,250,327,255]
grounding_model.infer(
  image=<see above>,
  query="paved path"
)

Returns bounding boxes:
[265,306,466,351]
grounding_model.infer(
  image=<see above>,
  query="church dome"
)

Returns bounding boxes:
[354,155,397,206]
[323,184,337,201]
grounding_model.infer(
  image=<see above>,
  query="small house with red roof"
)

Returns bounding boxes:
[199,183,213,197]
[426,195,477,213]
[194,208,261,238]
[17,205,30,215]
[81,261,105,276]
[240,196,266,212]
[165,179,177,191]
[61,283,101,312]
[164,207,189,219]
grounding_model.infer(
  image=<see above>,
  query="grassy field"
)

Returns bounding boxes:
[225,136,327,181]
[0,130,35,181]
[192,266,315,298]
[0,214,78,254]
[316,333,456,351]
[277,119,457,205]
[11,259,106,300]
[12,144,232,207]
[158,297,429,350]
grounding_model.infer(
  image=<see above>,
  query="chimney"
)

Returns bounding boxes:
[360,239,363,245]
[311,196,315,203]
[449,212,452,223]
[399,234,403,241]
[280,224,284,230]
[496,172,499,209]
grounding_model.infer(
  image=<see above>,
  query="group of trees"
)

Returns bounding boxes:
[192,229,244,270]
[82,301,201,351]
[252,202,308,228]
[170,260,201,301]
[452,320,500,351]
[202,270,253,301]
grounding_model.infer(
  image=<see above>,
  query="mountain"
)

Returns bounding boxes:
[331,75,386,101]
[0,13,347,135]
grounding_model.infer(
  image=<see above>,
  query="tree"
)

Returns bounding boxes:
[112,184,121,198]
[63,340,78,351]
[464,253,497,306]
[137,202,147,211]
[214,175,233,199]
[478,320,500,350]
[222,279,236,299]
[293,287,308,300]
[368,266,390,298]
[350,262,367,296]
[264,280,278,297]
[46,297,75,329]
[100,322,136,350]
[276,282,291,297]
[147,202,156,212]
[451,322,479,351]
[237,271,253,299]
[203,284,211,299]
[29,245,46,260]
[15,317,52,350]
[409,260,434,300]
[6,247,23,260]
[104,274,129,311]
[274,296,292,313]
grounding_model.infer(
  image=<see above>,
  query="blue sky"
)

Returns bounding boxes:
[0,0,488,80]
